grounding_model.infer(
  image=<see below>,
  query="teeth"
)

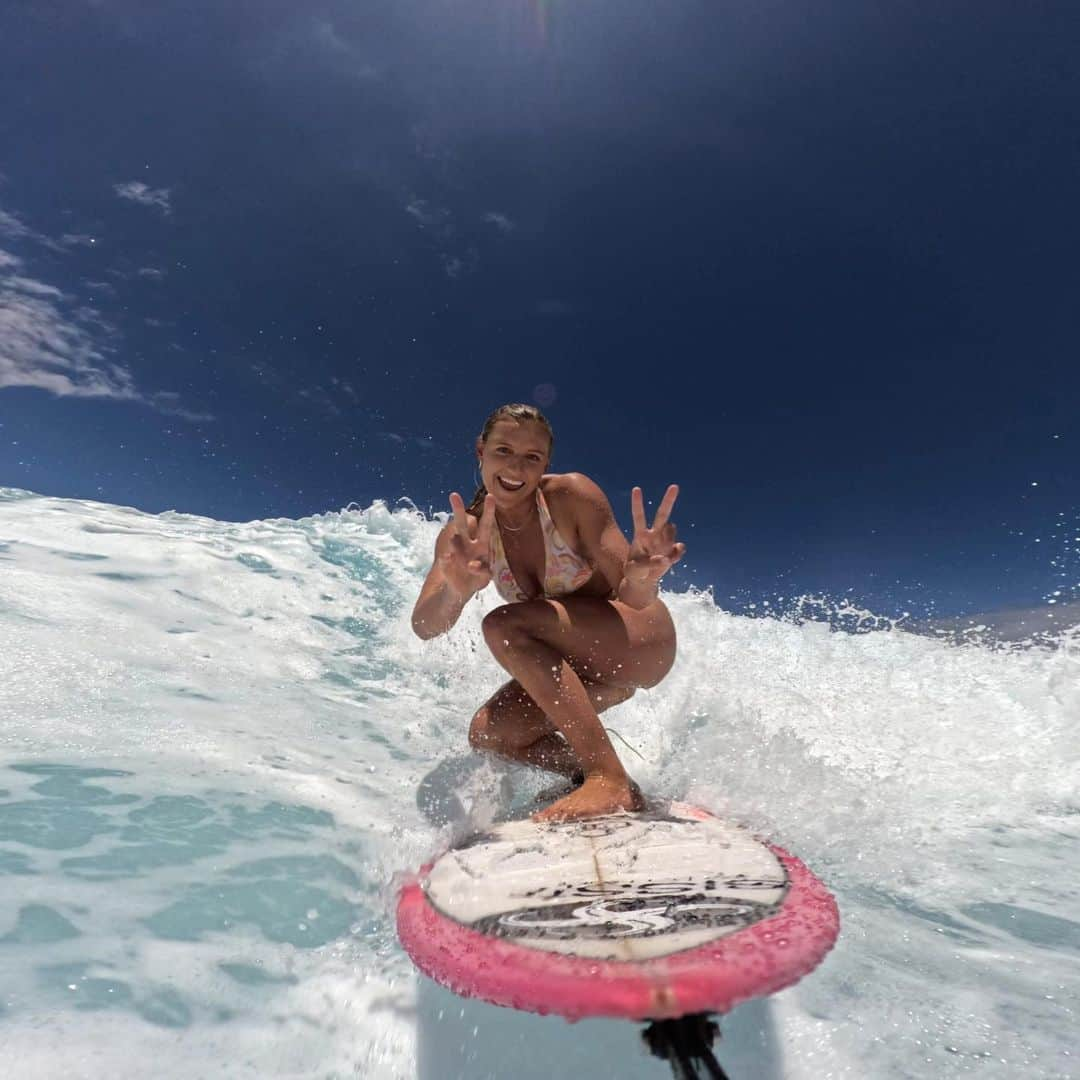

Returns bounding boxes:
[498,477,524,490]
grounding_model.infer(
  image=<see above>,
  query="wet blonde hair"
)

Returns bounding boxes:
[466,403,554,516]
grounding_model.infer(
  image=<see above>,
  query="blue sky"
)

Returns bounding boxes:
[1,0,1077,617]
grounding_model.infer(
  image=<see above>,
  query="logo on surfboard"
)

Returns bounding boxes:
[471,873,787,942]
[424,806,792,957]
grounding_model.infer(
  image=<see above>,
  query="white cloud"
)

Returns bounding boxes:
[0,210,91,254]
[309,19,380,80]
[0,229,210,421]
[0,257,137,400]
[83,280,117,295]
[148,391,214,423]
[137,266,166,280]
[298,384,343,417]
[483,211,515,233]
[379,430,435,450]
[5,276,63,299]
[329,375,359,402]
[405,197,453,234]
[113,181,173,216]
[255,18,380,84]
[441,249,478,279]
[0,208,36,242]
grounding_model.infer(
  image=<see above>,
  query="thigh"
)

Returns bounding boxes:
[481,596,677,690]
[472,676,638,750]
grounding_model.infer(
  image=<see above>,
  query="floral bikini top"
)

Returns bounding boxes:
[489,489,594,603]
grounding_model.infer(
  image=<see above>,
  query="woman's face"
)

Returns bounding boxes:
[477,420,551,506]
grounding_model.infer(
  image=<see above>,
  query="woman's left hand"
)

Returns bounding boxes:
[624,484,686,587]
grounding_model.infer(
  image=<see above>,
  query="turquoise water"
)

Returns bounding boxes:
[1,487,1077,1078]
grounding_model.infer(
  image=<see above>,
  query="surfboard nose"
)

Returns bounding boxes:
[397,801,839,1022]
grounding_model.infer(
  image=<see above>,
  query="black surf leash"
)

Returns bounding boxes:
[642,1013,732,1080]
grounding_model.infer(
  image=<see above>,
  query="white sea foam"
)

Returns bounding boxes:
[0,488,1077,1079]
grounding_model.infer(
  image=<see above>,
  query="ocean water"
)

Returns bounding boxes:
[0,486,1077,1080]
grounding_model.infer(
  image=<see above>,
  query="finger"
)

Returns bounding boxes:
[651,484,679,531]
[448,491,468,533]
[630,487,647,536]
[475,493,495,544]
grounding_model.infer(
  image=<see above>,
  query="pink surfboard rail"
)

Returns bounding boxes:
[397,829,839,1022]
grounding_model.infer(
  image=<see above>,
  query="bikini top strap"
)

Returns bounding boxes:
[535,487,554,531]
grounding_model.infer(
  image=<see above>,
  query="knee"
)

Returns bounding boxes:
[481,605,532,657]
[468,704,497,753]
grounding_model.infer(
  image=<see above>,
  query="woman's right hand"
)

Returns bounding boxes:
[440,492,496,597]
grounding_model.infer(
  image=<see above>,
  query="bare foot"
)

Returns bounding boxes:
[531,774,646,823]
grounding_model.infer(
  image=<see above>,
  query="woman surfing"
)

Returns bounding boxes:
[411,403,685,822]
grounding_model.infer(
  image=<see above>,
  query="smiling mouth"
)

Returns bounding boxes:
[497,476,525,491]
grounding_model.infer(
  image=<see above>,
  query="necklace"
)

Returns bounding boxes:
[496,503,537,533]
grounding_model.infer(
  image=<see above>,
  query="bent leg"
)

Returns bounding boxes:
[480,597,676,821]
[469,678,637,777]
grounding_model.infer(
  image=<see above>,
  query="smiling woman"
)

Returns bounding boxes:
[410,402,686,822]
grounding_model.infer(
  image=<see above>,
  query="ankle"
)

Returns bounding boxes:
[582,766,631,787]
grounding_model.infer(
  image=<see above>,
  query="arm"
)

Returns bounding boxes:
[411,493,496,639]
[573,478,686,610]
[564,475,660,610]
[566,474,628,593]
[411,525,474,639]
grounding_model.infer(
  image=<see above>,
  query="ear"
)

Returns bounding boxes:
[475,437,484,461]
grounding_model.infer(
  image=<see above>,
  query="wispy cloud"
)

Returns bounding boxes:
[405,198,454,236]
[407,201,514,280]
[441,249,478,280]
[297,384,343,417]
[83,280,117,295]
[0,209,37,242]
[309,19,380,80]
[0,254,137,400]
[148,391,214,423]
[255,17,381,84]
[483,211,515,233]
[0,203,209,422]
[0,208,59,251]
[329,375,359,402]
[379,430,435,451]
[5,275,63,299]
[113,181,173,216]
[0,210,97,254]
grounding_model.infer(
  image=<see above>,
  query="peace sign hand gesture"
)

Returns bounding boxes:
[624,485,686,588]
[441,491,496,597]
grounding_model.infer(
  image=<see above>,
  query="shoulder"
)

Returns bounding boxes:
[541,473,616,533]
[542,472,609,508]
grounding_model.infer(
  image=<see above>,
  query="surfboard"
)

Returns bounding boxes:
[397,801,839,1023]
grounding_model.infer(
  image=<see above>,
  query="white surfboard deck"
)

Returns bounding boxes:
[423,801,789,962]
